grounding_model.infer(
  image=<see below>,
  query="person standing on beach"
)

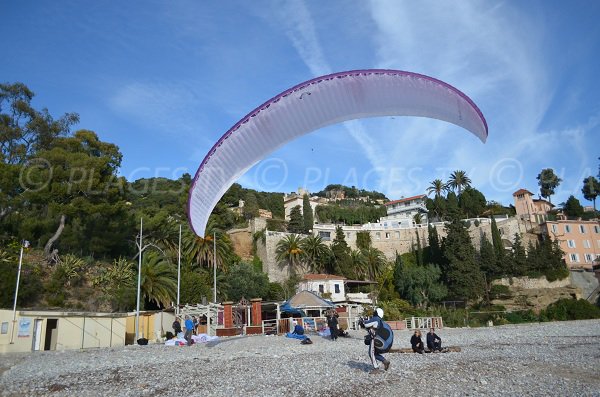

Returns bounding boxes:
[172,317,182,335]
[327,310,339,341]
[363,308,392,374]
[184,315,194,346]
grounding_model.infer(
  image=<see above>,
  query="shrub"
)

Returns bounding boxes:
[504,310,539,324]
[541,299,600,321]
[490,284,511,299]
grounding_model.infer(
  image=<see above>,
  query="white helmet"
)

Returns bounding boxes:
[376,308,384,318]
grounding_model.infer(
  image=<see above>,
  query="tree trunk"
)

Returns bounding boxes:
[44,214,66,256]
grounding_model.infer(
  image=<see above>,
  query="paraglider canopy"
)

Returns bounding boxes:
[188,69,488,236]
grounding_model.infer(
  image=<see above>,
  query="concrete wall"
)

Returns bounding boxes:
[313,217,522,261]
[258,218,523,283]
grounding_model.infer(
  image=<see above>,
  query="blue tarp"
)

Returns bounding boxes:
[279,302,306,317]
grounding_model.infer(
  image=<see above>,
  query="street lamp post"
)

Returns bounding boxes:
[213,231,217,303]
[135,218,143,343]
[10,240,29,344]
[177,224,182,315]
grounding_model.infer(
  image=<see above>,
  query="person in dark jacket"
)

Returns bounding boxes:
[426,328,442,352]
[363,308,392,373]
[172,317,182,335]
[327,310,339,341]
[411,330,425,354]
[291,320,305,336]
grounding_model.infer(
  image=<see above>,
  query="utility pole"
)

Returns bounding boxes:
[9,240,29,344]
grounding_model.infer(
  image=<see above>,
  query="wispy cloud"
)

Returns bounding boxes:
[274,1,331,76]
[360,0,557,201]
[109,81,211,142]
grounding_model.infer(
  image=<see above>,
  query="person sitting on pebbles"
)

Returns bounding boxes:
[426,327,442,352]
[411,330,425,354]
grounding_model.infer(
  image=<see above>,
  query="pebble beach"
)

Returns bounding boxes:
[1,319,599,397]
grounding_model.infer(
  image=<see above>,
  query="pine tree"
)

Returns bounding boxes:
[302,194,314,233]
[445,191,462,220]
[443,218,484,300]
[287,205,304,234]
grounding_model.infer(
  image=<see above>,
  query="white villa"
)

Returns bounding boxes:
[382,194,429,226]
[297,274,373,304]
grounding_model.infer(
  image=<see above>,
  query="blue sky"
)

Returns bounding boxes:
[2,1,599,207]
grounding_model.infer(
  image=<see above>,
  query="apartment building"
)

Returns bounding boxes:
[542,220,600,270]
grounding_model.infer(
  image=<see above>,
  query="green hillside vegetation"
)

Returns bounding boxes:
[314,184,388,202]
[1,82,595,323]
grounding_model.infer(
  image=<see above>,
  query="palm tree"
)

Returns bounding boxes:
[141,252,177,308]
[362,247,387,281]
[275,234,305,275]
[413,213,423,225]
[447,170,471,196]
[426,179,447,198]
[349,249,368,279]
[182,220,233,271]
[300,235,328,273]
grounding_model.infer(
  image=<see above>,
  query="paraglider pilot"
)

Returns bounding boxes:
[363,308,393,374]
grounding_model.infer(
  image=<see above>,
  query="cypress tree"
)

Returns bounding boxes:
[490,217,504,259]
[302,194,314,233]
[331,226,352,277]
[427,224,443,265]
[509,233,528,276]
[443,218,484,300]
[478,233,497,303]
[415,230,423,266]
[243,192,260,220]
[287,205,304,234]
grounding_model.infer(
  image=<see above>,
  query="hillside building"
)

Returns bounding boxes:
[297,274,373,304]
[283,188,325,220]
[381,194,429,227]
[541,220,600,270]
[513,189,554,225]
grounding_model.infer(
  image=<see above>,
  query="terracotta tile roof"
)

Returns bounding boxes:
[513,188,533,196]
[532,198,555,207]
[302,273,346,280]
[384,194,426,206]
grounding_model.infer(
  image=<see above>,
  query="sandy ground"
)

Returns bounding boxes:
[1,319,599,396]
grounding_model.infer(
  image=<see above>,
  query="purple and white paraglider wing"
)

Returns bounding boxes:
[188,70,488,236]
